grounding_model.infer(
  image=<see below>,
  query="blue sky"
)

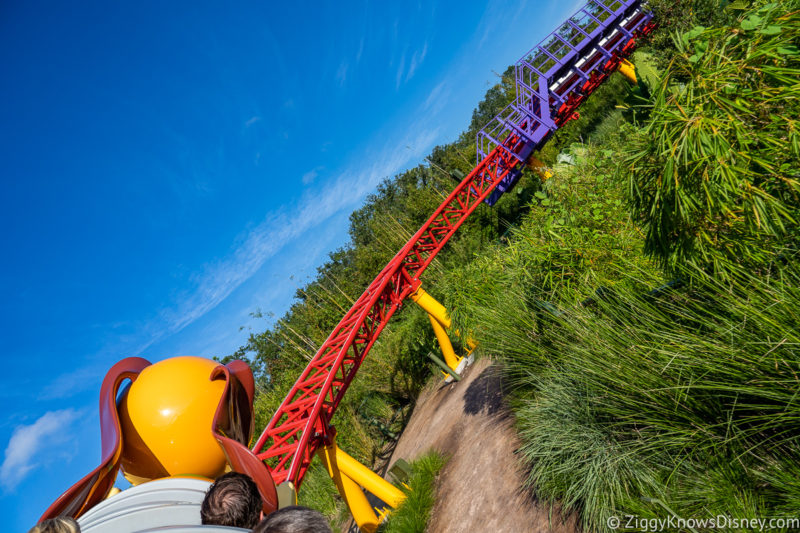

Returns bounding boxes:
[0,0,579,529]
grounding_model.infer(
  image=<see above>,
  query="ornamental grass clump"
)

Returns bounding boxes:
[513,259,800,531]
[379,451,447,533]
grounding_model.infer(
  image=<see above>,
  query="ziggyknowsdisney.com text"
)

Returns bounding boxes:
[606,514,800,531]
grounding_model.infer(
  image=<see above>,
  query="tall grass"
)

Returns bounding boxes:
[442,116,800,533]
[625,0,800,277]
[378,451,447,533]
[511,261,800,530]
[446,191,800,530]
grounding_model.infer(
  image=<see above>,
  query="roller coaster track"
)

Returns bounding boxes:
[252,0,655,488]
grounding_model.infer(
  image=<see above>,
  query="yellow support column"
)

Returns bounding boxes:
[428,313,462,371]
[411,287,477,371]
[332,445,405,509]
[317,440,406,533]
[618,59,637,83]
[317,445,381,533]
[411,287,451,328]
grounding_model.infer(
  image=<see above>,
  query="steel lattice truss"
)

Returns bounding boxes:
[252,0,655,488]
[480,0,655,204]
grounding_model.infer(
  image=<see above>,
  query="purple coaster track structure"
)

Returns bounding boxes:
[479,0,655,205]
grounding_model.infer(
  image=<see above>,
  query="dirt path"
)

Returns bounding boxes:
[386,358,580,533]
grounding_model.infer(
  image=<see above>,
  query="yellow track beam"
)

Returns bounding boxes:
[618,58,637,83]
[317,440,406,532]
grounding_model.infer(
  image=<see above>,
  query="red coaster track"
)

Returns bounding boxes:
[253,0,656,489]
[252,140,523,486]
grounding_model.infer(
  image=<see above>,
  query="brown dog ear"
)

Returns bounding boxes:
[225,359,255,410]
[210,361,278,515]
[40,357,152,521]
[209,361,254,447]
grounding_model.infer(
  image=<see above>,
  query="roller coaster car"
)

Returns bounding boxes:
[40,356,279,527]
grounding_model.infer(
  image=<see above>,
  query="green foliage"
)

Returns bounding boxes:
[631,51,662,96]
[624,1,800,277]
[226,1,785,527]
[436,5,800,532]
[512,262,800,531]
[641,0,738,64]
[378,451,448,533]
[441,142,654,350]
[296,462,343,523]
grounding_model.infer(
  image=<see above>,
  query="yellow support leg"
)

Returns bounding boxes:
[618,58,637,83]
[317,445,381,533]
[317,440,406,532]
[411,287,451,329]
[428,313,462,372]
[275,481,298,509]
[331,444,406,509]
[411,286,477,366]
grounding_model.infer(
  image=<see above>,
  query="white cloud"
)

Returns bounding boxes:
[406,42,428,82]
[39,366,103,401]
[1,409,81,492]
[302,169,318,184]
[335,60,349,87]
[143,123,441,353]
[423,81,449,114]
[395,51,406,90]
[245,116,261,127]
[478,24,492,50]
[302,166,324,185]
[356,37,365,64]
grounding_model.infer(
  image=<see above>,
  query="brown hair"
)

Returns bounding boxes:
[253,506,332,533]
[201,471,262,529]
[28,516,80,533]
